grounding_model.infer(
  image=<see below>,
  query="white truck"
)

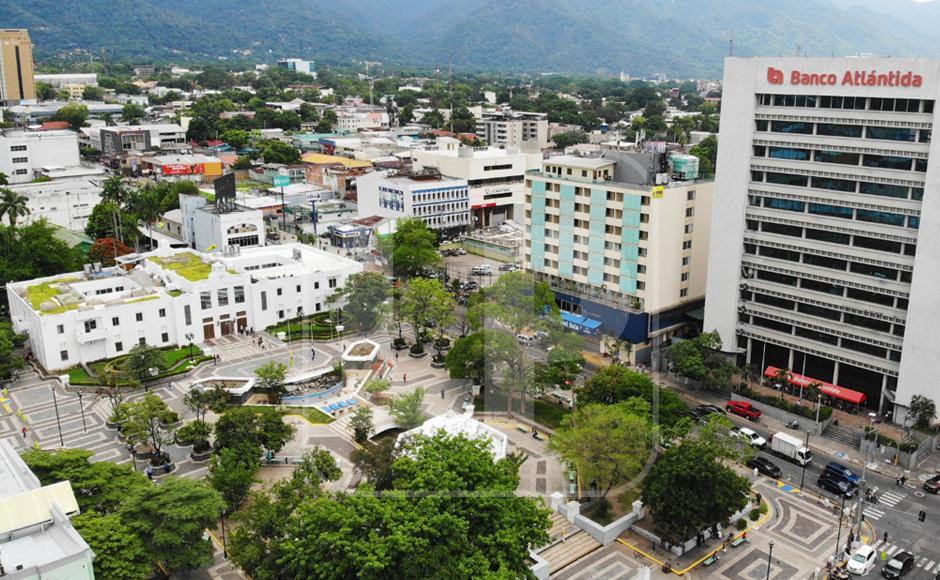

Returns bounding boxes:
[770,432,813,466]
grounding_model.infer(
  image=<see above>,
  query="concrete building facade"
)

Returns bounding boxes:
[0,129,81,184]
[703,57,940,418]
[357,169,470,233]
[0,30,35,104]
[411,137,541,228]
[7,244,361,371]
[525,152,714,365]
[476,109,549,152]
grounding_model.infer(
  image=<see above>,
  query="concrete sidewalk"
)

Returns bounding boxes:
[648,370,931,482]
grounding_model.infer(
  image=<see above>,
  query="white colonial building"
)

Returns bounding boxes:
[7,244,362,371]
[357,168,470,233]
[0,129,81,184]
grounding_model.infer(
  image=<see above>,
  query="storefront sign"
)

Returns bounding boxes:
[767,66,923,88]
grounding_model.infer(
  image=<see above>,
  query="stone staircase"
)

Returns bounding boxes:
[823,423,862,448]
[535,513,601,576]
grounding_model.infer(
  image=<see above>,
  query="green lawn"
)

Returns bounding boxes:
[67,366,95,384]
[473,395,572,430]
[282,406,335,424]
[26,277,81,313]
[150,253,212,281]
[533,400,572,430]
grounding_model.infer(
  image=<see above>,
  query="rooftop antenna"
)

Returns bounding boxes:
[728,31,734,57]
[448,56,454,133]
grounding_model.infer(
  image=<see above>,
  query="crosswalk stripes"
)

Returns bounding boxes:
[862,506,885,520]
[862,487,905,520]
[870,541,940,573]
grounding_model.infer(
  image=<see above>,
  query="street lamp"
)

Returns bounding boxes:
[51,386,64,447]
[220,513,228,559]
[77,390,87,434]
[185,332,194,360]
[833,488,847,563]
[766,539,774,580]
[854,412,878,533]
[799,429,810,490]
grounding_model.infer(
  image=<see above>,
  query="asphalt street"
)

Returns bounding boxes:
[729,414,940,578]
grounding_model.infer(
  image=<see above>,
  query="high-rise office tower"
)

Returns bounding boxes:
[0,29,35,104]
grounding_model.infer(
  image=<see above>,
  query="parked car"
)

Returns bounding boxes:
[693,404,725,424]
[516,333,536,346]
[456,248,467,255]
[733,427,767,448]
[882,551,915,578]
[924,474,940,494]
[726,400,762,420]
[471,265,492,275]
[824,461,861,486]
[818,473,855,498]
[746,456,782,478]
[847,545,877,575]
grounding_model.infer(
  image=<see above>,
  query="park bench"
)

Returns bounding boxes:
[731,537,748,548]
[703,554,720,566]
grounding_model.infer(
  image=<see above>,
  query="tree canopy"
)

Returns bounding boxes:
[578,365,688,426]
[213,406,295,456]
[385,217,440,278]
[330,271,390,332]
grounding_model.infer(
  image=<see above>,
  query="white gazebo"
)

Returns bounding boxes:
[397,409,508,460]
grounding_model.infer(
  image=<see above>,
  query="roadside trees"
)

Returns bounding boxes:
[209,447,261,513]
[329,271,391,333]
[402,277,449,353]
[387,217,440,278]
[549,400,653,503]
[388,387,427,429]
[213,406,295,458]
[120,393,178,464]
[578,365,688,427]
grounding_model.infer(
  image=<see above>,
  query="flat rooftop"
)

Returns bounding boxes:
[545,155,616,169]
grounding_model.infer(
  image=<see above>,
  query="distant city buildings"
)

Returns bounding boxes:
[0,128,81,184]
[0,29,35,104]
[34,73,98,99]
[276,58,316,78]
[476,109,549,152]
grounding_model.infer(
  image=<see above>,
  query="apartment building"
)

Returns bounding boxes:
[525,151,713,366]
[0,129,81,184]
[7,244,361,371]
[277,58,316,78]
[0,29,35,104]
[34,73,98,99]
[411,137,541,227]
[704,57,940,419]
[12,177,102,231]
[476,109,549,152]
[357,169,470,233]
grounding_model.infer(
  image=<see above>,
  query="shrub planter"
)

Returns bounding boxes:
[190,448,212,462]
[409,344,427,359]
[430,355,447,369]
[132,446,156,461]
[433,337,451,351]
[392,338,409,351]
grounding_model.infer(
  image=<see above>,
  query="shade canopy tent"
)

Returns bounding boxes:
[560,311,603,335]
[763,365,867,406]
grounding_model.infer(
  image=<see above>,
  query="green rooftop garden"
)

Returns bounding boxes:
[150,253,212,282]
[167,289,184,297]
[26,277,81,315]
[126,295,160,304]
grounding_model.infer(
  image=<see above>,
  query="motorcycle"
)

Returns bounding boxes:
[787,419,800,429]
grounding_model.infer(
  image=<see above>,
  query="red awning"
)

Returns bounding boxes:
[763,366,867,406]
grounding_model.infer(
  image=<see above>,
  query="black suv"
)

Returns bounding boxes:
[818,473,855,498]
[882,551,915,578]
[746,456,782,479]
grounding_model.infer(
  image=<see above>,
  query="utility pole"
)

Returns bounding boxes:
[51,386,64,447]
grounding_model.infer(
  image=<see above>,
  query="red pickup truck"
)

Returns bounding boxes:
[726,400,761,420]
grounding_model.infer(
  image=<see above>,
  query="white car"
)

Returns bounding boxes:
[734,427,767,449]
[846,544,876,575]
[516,333,536,346]
[471,265,492,275]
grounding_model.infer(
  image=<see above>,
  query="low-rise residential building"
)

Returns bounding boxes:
[5,101,123,125]
[249,163,306,185]
[302,152,372,194]
[7,243,362,371]
[0,129,81,184]
[357,168,470,233]
[334,105,390,132]
[411,137,541,227]
[34,73,98,99]
[12,177,102,231]
[0,440,94,579]
[81,124,187,155]
[476,108,549,152]
[525,150,714,367]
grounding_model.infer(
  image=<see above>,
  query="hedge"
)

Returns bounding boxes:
[739,386,833,422]
[69,348,212,387]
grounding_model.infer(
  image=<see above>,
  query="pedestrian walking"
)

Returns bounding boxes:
[395,350,399,360]
[901,474,907,486]
[20,426,27,438]
[441,389,445,399]
[403,373,407,384]
[145,465,154,481]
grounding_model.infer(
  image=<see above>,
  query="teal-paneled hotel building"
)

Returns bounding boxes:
[525,152,714,366]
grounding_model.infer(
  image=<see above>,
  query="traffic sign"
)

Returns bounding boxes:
[273,175,291,187]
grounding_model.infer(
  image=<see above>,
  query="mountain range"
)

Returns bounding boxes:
[4,0,940,78]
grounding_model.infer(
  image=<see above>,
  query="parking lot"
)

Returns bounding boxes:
[442,252,519,289]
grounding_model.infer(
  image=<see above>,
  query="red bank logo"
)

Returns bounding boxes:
[767,67,784,85]
[766,66,923,88]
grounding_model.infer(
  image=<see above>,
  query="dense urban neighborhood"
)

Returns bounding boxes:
[0,10,938,580]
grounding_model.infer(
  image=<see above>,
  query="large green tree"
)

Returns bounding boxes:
[642,439,751,544]
[119,392,177,462]
[254,361,288,404]
[329,271,390,332]
[402,277,448,344]
[259,140,301,165]
[578,365,688,426]
[230,448,340,579]
[119,477,225,574]
[388,387,427,429]
[0,321,24,380]
[275,433,550,579]
[52,102,89,130]
[213,406,295,456]
[386,217,440,278]
[209,446,261,513]
[484,271,558,335]
[549,400,652,500]
[73,512,152,580]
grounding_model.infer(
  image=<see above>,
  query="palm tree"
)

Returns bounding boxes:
[0,172,9,186]
[806,381,823,406]
[0,188,30,227]
[740,364,759,393]
[773,367,792,392]
[131,186,162,250]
